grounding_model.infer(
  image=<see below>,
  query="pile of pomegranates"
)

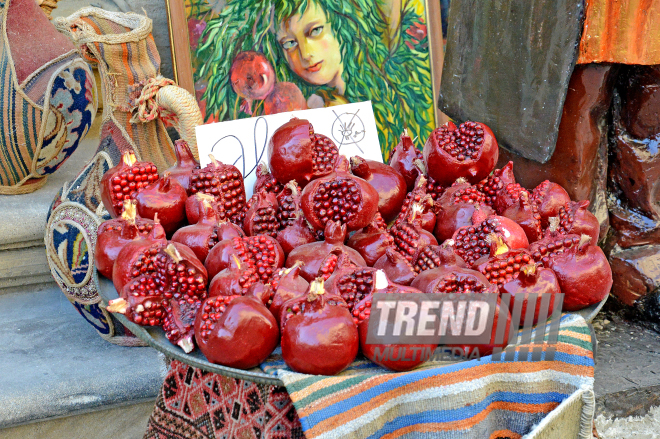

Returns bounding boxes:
[96,119,612,376]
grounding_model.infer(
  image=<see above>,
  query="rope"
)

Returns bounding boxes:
[130,75,178,126]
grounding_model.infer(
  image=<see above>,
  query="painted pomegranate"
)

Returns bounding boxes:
[530,180,571,227]
[423,121,498,186]
[434,180,494,243]
[546,235,613,311]
[189,154,247,225]
[205,234,285,283]
[95,200,156,279]
[475,161,516,208]
[389,129,424,191]
[545,200,600,244]
[350,156,407,223]
[253,163,284,195]
[263,82,308,115]
[392,175,436,233]
[286,221,366,282]
[268,118,338,187]
[268,262,309,324]
[229,51,276,115]
[243,191,279,238]
[373,247,417,285]
[165,139,199,193]
[195,295,279,369]
[280,280,358,375]
[101,152,159,218]
[346,213,394,266]
[495,184,542,243]
[133,173,188,235]
[301,156,379,232]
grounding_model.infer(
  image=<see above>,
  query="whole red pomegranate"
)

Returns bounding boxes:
[189,155,247,225]
[475,161,516,208]
[268,118,338,187]
[286,221,366,282]
[350,156,407,223]
[389,130,424,191]
[101,152,159,218]
[280,280,358,375]
[263,82,308,115]
[195,295,279,369]
[133,173,188,235]
[346,213,394,266]
[423,121,498,186]
[530,180,571,227]
[269,262,309,324]
[229,51,276,115]
[165,139,199,193]
[205,235,285,283]
[373,247,417,285]
[95,200,156,279]
[434,180,494,243]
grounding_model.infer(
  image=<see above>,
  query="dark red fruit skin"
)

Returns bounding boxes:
[390,208,438,263]
[350,156,407,223]
[346,215,394,266]
[393,175,436,233]
[101,153,159,218]
[269,263,309,325]
[389,131,423,192]
[246,282,273,307]
[546,200,600,244]
[208,256,259,298]
[285,221,366,282]
[498,265,560,326]
[434,182,494,243]
[111,224,168,293]
[373,247,417,286]
[411,242,468,274]
[268,118,333,187]
[547,236,613,311]
[411,266,497,295]
[529,234,581,267]
[195,295,279,369]
[243,190,279,237]
[205,235,285,281]
[185,193,227,224]
[134,175,188,235]
[253,163,284,195]
[280,281,358,375]
[263,82,308,115]
[166,139,199,193]
[423,121,499,186]
[499,189,543,243]
[276,214,316,256]
[530,180,571,227]
[475,161,516,208]
[301,156,380,232]
[111,276,166,326]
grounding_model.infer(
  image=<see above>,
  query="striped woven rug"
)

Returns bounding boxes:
[261,313,594,439]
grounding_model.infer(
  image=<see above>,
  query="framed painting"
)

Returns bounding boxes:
[166,0,445,159]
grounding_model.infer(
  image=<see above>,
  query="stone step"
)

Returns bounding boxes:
[0,283,166,436]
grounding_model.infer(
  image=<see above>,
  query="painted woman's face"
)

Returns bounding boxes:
[277,2,344,90]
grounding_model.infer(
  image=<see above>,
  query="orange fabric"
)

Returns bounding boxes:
[578,0,660,65]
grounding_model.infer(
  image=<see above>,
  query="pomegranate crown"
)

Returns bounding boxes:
[120,199,138,222]
[121,152,138,167]
[307,278,326,302]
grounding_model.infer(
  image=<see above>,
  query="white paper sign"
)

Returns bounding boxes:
[195,101,384,197]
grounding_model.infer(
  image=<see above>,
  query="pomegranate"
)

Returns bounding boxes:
[374,247,417,285]
[253,162,284,195]
[529,234,581,267]
[545,200,600,244]
[229,51,276,115]
[530,180,572,227]
[268,118,338,187]
[475,161,516,208]
[392,175,436,233]
[434,180,494,243]
[389,204,438,262]
[162,298,200,353]
[324,262,380,313]
[205,235,285,284]
[111,224,168,292]
[95,200,156,279]
[268,262,309,324]
[346,213,394,266]
[315,248,358,281]
[275,180,302,229]
[208,254,260,298]
[496,185,542,243]
[425,175,445,202]
[389,129,424,191]
[185,193,228,224]
[411,265,497,295]
[286,221,366,282]
[280,280,358,375]
[108,275,167,327]
[189,154,247,225]
[546,235,613,311]
[276,215,316,256]
[451,212,530,266]
[165,139,199,193]
[301,156,379,232]
[263,82,308,115]
[101,152,159,218]
[423,121,498,186]
[411,242,468,274]
[350,156,407,223]
[133,173,188,235]
[195,295,279,369]
[243,190,279,237]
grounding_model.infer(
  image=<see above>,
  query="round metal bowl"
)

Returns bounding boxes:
[98,275,284,386]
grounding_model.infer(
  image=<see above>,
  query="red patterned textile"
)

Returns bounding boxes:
[144,360,304,439]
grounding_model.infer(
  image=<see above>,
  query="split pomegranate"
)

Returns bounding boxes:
[325,263,381,313]
[268,118,338,187]
[475,161,516,208]
[111,224,168,293]
[195,295,279,369]
[208,255,260,298]
[165,139,199,193]
[350,156,407,223]
[280,280,358,375]
[434,180,494,243]
[286,221,366,282]
[495,184,542,242]
[108,275,167,326]
[133,173,188,235]
[205,234,285,283]
[389,204,438,262]
[373,247,417,285]
[268,262,309,324]
[423,121,498,186]
[529,234,581,267]
[389,129,424,192]
[411,265,497,295]
[162,298,200,353]
[243,190,279,237]
[275,180,302,229]
[346,213,394,266]
[229,51,276,115]
[101,152,159,218]
[315,248,359,281]
[301,156,379,232]
[530,180,572,227]
[189,154,247,225]
[411,242,468,274]
[392,175,436,233]
[253,163,284,195]
[545,200,600,244]
[263,82,308,115]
